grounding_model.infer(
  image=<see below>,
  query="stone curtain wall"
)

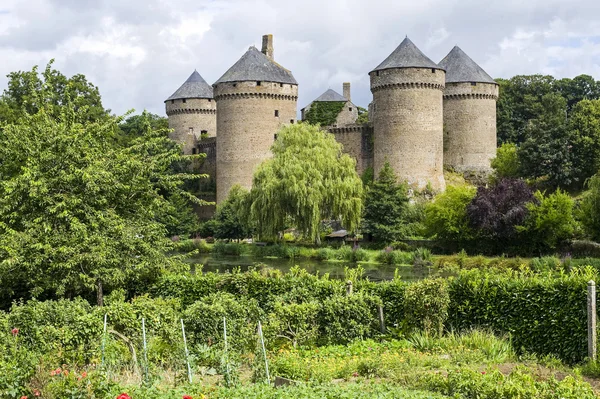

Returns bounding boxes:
[214,81,298,203]
[166,98,217,154]
[443,82,499,175]
[329,125,373,175]
[370,67,446,191]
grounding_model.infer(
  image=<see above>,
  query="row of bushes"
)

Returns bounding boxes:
[151,266,597,363]
[3,266,597,366]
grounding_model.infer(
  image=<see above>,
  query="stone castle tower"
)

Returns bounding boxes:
[438,46,499,175]
[369,37,446,191]
[213,34,298,203]
[165,70,216,154]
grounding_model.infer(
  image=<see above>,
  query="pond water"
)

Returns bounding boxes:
[186,254,447,282]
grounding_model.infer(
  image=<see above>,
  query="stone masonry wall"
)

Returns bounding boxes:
[329,125,373,176]
[443,82,499,175]
[214,81,298,203]
[165,98,217,154]
[334,101,359,126]
[370,67,446,191]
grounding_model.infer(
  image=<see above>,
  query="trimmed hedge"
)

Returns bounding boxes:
[447,269,594,363]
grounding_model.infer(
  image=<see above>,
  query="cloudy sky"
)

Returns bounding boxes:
[1,0,599,116]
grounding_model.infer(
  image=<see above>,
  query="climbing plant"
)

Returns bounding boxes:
[304,101,345,126]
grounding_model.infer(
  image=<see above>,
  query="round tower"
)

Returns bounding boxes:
[369,37,446,191]
[438,46,499,176]
[213,34,298,203]
[165,70,216,154]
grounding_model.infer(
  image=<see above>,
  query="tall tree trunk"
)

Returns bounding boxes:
[96,279,104,307]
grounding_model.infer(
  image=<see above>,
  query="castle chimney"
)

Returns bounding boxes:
[262,34,274,60]
[343,82,351,102]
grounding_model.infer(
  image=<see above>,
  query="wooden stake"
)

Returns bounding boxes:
[258,321,271,385]
[589,280,597,361]
[181,319,193,384]
[101,314,108,368]
[378,305,386,334]
[142,318,148,381]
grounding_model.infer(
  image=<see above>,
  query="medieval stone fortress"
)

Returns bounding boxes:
[165,34,498,203]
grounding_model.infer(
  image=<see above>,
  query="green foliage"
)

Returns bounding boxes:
[362,162,410,243]
[183,292,261,353]
[318,293,381,345]
[403,279,449,336]
[303,101,346,126]
[0,60,108,125]
[424,185,477,241]
[0,68,206,307]
[360,166,374,187]
[518,190,577,253]
[491,142,520,179]
[249,123,363,243]
[448,268,596,363]
[356,106,369,124]
[214,185,252,240]
[580,173,600,241]
[265,301,320,348]
[570,99,600,183]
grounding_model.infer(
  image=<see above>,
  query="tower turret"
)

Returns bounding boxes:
[370,37,446,191]
[438,46,498,175]
[213,35,298,203]
[165,70,216,154]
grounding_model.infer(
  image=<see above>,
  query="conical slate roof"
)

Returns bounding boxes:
[313,89,347,102]
[165,70,213,102]
[214,46,297,85]
[438,46,496,84]
[372,37,443,73]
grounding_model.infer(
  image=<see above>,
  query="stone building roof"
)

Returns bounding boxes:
[313,89,347,102]
[165,70,213,102]
[214,46,297,85]
[372,37,443,73]
[438,46,496,84]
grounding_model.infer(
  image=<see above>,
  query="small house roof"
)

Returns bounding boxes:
[165,70,213,102]
[313,88,347,102]
[372,37,443,73]
[214,46,297,85]
[438,46,497,84]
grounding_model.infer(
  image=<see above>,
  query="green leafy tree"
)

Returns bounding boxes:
[248,123,363,243]
[0,78,205,306]
[0,60,108,124]
[356,106,369,124]
[580,174,600,241]
[518,190,577,253]
[362,162,409,243]
[214,185,252,241]
[491,143,520,180]
[570,100,600,184]
[518,93,575,189]
[424,185,477,242]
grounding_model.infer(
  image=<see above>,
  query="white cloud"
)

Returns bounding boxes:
[0,0,599,117]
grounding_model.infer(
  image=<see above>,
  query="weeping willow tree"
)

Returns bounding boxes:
[249,123,363,244]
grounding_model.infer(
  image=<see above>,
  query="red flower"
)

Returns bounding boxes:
[20,396,27,399]
[34,389,41,397]
[11,328,19,336]
[117,394,131,399]
[481,371,487,375]
[183,396,193,399]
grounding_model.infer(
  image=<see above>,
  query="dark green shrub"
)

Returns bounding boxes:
[570,240,600,258]
[183,292,261,352]
[352,248,371,262]
[403,279,450,336]
[316,247,336,261]
[377,250,412,265]
[265,301,320,348]
[448,269,595,363]
[213,241,246,256]
[318,293,381,345]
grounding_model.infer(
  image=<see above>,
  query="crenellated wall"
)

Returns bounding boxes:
[443,82,499,175]
[214,81,298,203]
[370,67,446,191]
[165,98,217,154]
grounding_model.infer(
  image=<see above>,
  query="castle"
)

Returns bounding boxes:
[165,34,498,206]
